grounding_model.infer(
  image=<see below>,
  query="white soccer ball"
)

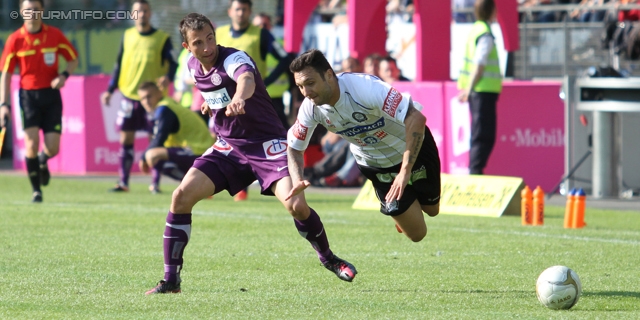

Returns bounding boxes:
[536,265,582,310]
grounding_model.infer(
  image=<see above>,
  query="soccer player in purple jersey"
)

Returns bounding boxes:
[145,13,356,295]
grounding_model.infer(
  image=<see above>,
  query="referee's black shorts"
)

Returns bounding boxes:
[358,125,441,216]
[19,87,63,133]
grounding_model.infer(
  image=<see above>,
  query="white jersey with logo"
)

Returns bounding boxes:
[287,73,413,168]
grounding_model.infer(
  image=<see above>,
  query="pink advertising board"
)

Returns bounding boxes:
[10,75,149,174]
[443,81,564,191]
[392,81,447,172]
[8,74,564,191]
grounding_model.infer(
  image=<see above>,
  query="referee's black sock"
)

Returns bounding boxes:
[38,151,50,166]
[26,157,41,192]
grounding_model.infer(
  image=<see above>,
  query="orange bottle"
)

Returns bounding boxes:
[532,186,545,226]
[564,188,576,228]
[521,185,533,225]
[572,188,587,228]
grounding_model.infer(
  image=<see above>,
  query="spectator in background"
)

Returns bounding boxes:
[136,82,214,194]
[313,0,347,23]
[363,53,382,77]
[0,0,78,202]
[252,12,294,130]
[100,0,178,193]
[457,0,502,175]
[304,131,365,188]
[453,0,476,22]
[521,0,559,23]
[387,0,415,23]
[340,56,362,73]
[216,0,291,201]
[618,0,640,21]
[379,56,410,83]
[570,0,611,22]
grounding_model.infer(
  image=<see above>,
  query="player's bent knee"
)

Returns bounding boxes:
[288,202,310,221]
[422,204,440,217]
[426,210,439,217]
[406,229,427,242]
[44,148,59,157]
[171,187,198,212]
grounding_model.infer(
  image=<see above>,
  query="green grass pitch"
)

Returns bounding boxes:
[0,174,639,319]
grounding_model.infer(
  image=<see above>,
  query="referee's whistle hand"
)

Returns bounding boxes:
[51,75,66,90]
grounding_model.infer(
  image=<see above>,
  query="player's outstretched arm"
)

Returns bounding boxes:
[226,72,255,117]
[386,104,426,202]
[285,147,310,201]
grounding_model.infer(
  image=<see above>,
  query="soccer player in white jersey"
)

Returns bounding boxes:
[286,49,441,242]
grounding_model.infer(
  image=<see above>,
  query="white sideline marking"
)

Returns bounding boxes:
[8,201,640,245]
[447,227,640,246]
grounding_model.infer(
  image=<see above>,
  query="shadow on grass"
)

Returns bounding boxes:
[582,291,640,298]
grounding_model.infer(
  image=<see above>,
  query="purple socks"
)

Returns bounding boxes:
[163,212,192,283]
[118,144,134,186]
[294,208,333,264]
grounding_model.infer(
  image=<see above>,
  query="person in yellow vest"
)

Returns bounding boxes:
[217,0,291,201]
[100,0,178,192]
[137,81,214,194]
[252,12,294,130]
[457,0,502,175]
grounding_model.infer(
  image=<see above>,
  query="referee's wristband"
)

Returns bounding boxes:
[60,71,70,79]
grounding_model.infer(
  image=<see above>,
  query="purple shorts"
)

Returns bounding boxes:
[116,97,152,132]
[192,138,289,196]
[166,147,200,175]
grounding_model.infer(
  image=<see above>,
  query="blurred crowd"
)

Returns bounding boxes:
[518,0,640,23]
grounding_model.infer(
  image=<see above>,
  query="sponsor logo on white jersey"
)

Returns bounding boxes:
[336,117,386,137]
[383,88,403,117]
[292,120,308,140]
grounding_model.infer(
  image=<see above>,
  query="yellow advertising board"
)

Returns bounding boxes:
[353,174,524,218]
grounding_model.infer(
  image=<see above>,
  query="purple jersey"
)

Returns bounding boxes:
[187,45,286,147]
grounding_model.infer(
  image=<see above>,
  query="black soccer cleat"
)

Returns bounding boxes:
[39,164,50,186]
[323,255,357,282]
[32,191,43,203]
[109,184,129,192]
[145,280,181,295]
